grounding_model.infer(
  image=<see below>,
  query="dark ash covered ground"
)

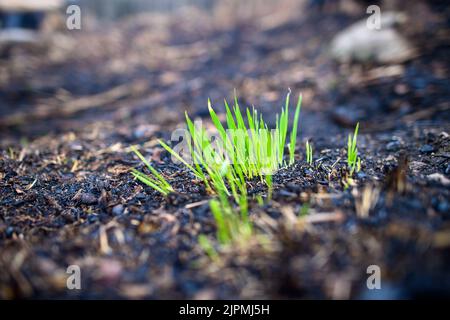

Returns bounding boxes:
[0,1,449,299]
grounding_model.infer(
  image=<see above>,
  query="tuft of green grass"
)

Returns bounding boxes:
[347,123,361,173]
[305,140,313,165]
[132,92,303,246]
[209,190,252,246]
[130,145,174,196]
[158,92,302,188]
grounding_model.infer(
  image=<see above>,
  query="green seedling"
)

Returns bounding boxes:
[289,94,302,165]
[255,194,265,206]
[130,145,174,196]
[132,92,303,246]
[305,140,313,165]
[265,173,273,201]
[347,123,361,174]
[158,92,302,193]
[209,191,252,246]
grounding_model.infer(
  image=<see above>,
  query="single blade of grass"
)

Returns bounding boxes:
[131,170,170,196]
[347,122,360,170]
[210,198,230,244]
[208,99,227,143]
[224,98,237,130]
[305,140,312,165]
[289,94,302,165]
[158,139,200,177]
[352,122,359,151]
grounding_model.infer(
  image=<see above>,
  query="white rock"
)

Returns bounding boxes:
[0,0,62,12]
[427,173,450,186]
[330,12,416,64]
[0,28,39,44]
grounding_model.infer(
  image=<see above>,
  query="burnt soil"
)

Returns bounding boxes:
[0,4,450,299]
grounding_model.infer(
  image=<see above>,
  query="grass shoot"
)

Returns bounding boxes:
[209,190,252,245]
[130,145,174,196]
[347,123,361,173]
[289,94,302,165]
[132,92,303,246]
[158,92,302,194]
[305,140,313,165]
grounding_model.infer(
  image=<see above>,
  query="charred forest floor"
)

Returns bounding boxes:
[0,4,449,299]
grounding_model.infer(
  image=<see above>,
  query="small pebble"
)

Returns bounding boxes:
[286,183,301,192]
[136,193,146,200]
[386,141,401,151]
[133,124,158,139]
[96,180,108,189]
[81,193,98,205]
[278,190,296,198]
[357,171,367,179]
[412,78,427,90]
[344,218,358,233]
[437,201,449,213]
[420,144,434,154]
[5,226,14,238]
[409,161,427,171]
[88,215,99,223]
[62,212,76,223]
[112,204,124,216]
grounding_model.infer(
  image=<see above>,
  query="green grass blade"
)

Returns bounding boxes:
[210,199,230,244]
[289,94,302,165]
[158,139,201,178]
[224,99,237,131]
[130,146,173,190]
[132,171,168,195]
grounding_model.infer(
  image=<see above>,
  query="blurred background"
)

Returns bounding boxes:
[0,0,449,145]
